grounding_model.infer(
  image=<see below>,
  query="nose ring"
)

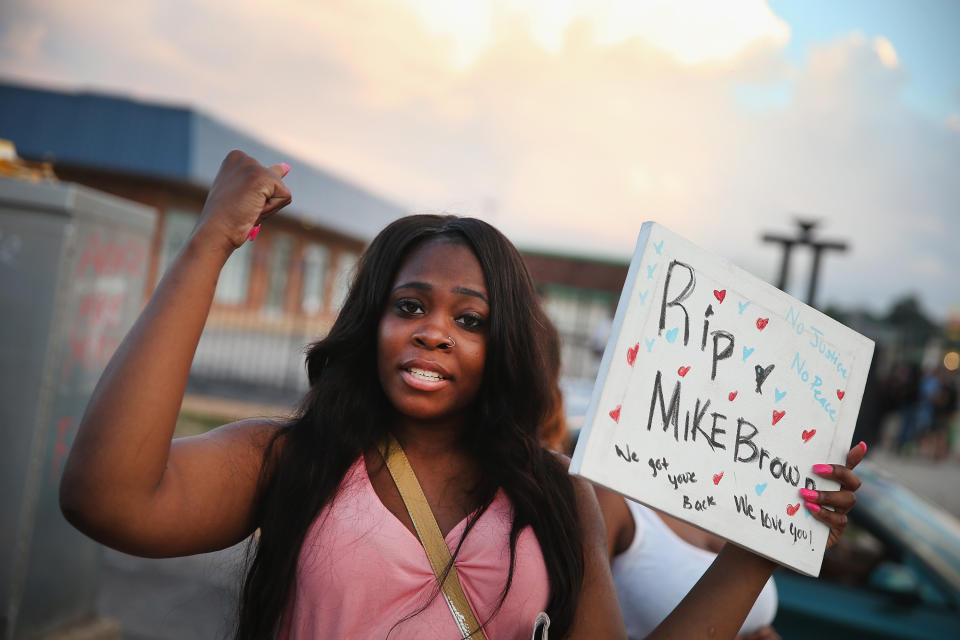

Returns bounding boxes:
[438,336,456,350]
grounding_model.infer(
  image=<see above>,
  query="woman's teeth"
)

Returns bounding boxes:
[406,368,444,381]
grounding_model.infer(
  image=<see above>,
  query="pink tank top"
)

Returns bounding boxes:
[279,456,550,639]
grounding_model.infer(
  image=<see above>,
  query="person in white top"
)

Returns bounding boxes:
[598,491,780,640]
[553,418,779,639]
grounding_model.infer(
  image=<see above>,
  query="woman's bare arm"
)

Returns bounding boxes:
[594,485,635,559]
[60,151,291,557]
[567,475,629,639]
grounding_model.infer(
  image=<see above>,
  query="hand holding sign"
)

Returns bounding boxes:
[570,222,874,576]
[807,441,866,549]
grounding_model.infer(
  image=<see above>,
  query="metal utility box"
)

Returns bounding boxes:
[0,177,155,639]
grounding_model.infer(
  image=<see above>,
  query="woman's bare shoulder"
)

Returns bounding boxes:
[548,449,572,469]
[183,416,288,450]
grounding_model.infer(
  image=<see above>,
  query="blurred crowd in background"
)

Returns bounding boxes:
[827,299,960,461]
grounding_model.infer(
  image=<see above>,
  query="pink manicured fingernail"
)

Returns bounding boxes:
[859,440,867,453]
[812,464,833,474]
[804,501,821,513]
[800,488,818,500]
[280,162,291,176]
[247,224,261,241]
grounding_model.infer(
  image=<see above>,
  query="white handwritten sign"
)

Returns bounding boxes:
[570,222,874,576]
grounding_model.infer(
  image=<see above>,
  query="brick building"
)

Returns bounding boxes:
[524,250,627,383]
[1,82,628,400]
[1,82,408,399]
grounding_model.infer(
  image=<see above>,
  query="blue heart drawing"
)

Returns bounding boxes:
[647,263,658,279]
[645,338,655,352]
[638,289,648,305]
[755,483,768,496]
[738,300,751,315]
[742,346,755,362]
[774,388,787,403]
[653,239,664,255]
[666,327,679,343]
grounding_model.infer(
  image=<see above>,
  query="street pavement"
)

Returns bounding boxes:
[98,544,245,640]
[94,450,960,640]
[867,449,960,518]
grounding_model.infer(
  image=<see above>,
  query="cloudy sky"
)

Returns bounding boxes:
[2,0,958,319]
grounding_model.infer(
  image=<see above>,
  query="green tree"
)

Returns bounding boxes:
[884,295,941,351]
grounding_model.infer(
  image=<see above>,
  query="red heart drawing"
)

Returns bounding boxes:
[609,405,621,423]
[713,289,726,303]
[772,410,785,425]
[836,389,845,400]
[756,317,769,330]
[786,503,800,516]
[713,472,724,485]
[677,366,691,377]
[627,343,639,367]
[802,429,816,443]
[728,391,738,401]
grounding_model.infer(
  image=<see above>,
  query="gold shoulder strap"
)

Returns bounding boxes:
[378,434,488,640]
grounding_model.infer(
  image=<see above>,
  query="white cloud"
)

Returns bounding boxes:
[0,0,956,319]
[872,36,899,68]
[907,255,946,278]
[1,20,46,57]
[402,0,790,67]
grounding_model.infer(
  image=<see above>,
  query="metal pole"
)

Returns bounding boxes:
[761,234,796,291]
[807,245,823,306]
[762,219,847,307]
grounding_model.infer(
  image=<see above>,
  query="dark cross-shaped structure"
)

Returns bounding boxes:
[762,218,847,308]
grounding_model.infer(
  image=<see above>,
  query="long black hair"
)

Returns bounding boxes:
[235,215,584,638]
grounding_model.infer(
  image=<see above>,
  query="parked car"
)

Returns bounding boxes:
[773,460,960,639]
